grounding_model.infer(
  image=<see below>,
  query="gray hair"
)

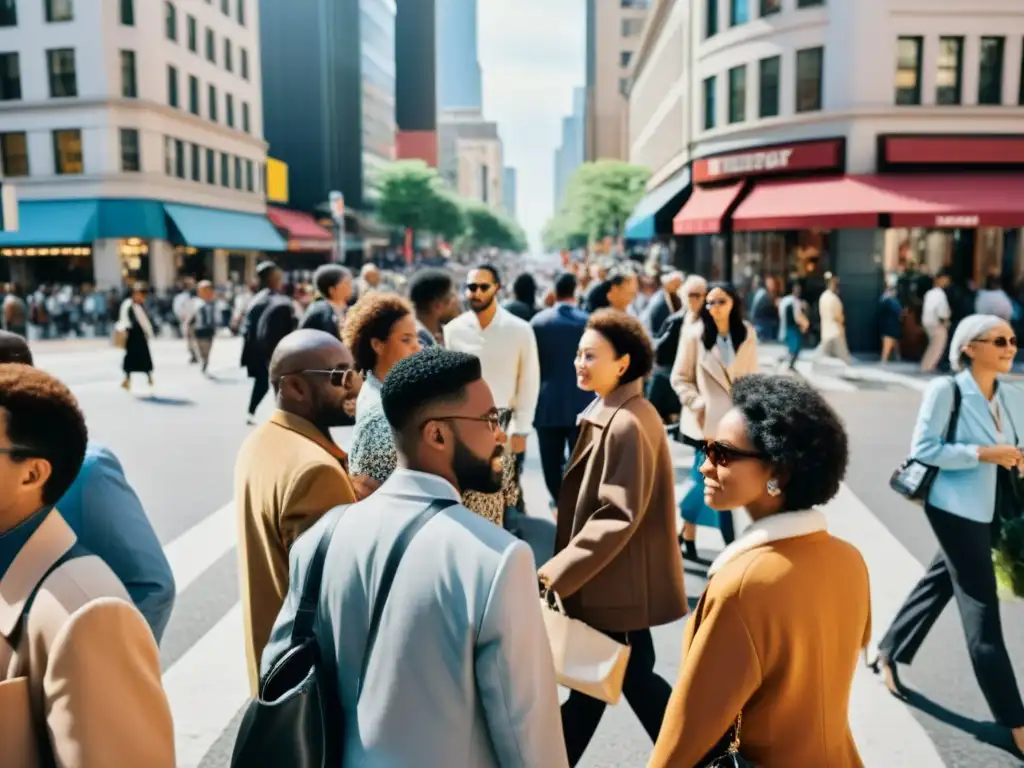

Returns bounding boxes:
[682,275,708,294]
[949,314,1006,371]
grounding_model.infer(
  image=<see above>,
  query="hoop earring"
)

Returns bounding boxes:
[767,479,781,497]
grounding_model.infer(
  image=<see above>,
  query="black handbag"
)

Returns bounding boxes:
[890,378,961,504]
[230,498,457,768]
[700,713,754,767]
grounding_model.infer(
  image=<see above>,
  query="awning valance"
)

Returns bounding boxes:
[0,200,98,245]
[672,182,744,235]
[624,167,691,240]
[267,206,334,242]
[164,203,287,251]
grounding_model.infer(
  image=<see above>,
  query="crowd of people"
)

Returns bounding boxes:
[0,252,1022,767]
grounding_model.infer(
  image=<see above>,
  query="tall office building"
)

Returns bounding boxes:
[396,0,438,166]
[502,167,517,218]
[554,87,586,210]
[437,0,482,111]
[260,0,395,215]
[438,110,502,210]
[585,0,649,161]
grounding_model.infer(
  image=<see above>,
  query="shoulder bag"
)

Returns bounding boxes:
[230,498,457,768]
[698,712,754,768]
[890,378,962,505]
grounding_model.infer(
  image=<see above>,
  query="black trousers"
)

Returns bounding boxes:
[879,504,1024,728]
[536,426,578,503]
[248,366,270,417]
[560,628,672,766]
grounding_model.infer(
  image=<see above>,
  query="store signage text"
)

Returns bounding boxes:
[706,149,794,179]
[935,215,979,228]
[693,139,843,184]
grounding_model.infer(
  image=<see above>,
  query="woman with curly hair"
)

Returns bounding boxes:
[539,309,688,766]
[649,374,869,768]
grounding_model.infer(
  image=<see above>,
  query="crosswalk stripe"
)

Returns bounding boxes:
[163,502,237,594]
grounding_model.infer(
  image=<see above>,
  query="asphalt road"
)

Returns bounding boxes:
[29,334,1024,767]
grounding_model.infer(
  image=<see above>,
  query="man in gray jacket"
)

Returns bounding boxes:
[263,347,568,767]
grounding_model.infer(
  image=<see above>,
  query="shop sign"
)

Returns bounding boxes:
[935,215,980,228]
[881,135,1024,167]
[693,139,843,184]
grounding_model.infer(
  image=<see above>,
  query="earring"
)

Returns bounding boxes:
[767,479,781,497]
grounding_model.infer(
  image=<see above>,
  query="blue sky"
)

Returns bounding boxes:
[478,0,585,251]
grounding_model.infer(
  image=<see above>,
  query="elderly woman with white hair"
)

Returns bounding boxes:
[872,314,1024,756]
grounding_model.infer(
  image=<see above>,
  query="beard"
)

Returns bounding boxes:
[312,386,352,427]
[469,294,495,313]
[452,439,504,495]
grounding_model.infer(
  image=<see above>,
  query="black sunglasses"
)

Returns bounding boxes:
[0,445,32,458]
[276,367,356,388]
[465,283,494,294]
[425,407,512,433]
[701,440,766,468]
[705,299,730,309]
[976,336,1018,349]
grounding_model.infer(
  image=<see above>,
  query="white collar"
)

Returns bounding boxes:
[382,467,462,503]
[708,509,828,576]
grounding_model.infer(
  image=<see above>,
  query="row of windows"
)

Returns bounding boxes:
[164,63,251,133]
[0,129,82,176]
[163,135,255,193]
[706,0,823,39]
[0,48,76,100]
[704,46,823,130]
[165,1,250,83]
[896,35,1024,107]
[0,0,74,26]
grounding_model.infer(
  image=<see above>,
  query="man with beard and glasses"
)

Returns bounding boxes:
[262,347,568,767]
[235,329,362,693]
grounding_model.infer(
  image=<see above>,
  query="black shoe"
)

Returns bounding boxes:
[680,537,699,562]
[868,651,905,698]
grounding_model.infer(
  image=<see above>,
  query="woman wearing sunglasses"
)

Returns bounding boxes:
[671,282,759,560]
[650,374,869,768]
[872,314,1024,757]
[539,309,687,766]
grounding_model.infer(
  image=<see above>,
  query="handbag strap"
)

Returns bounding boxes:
[291,508,348,645]
[944,376,963,444]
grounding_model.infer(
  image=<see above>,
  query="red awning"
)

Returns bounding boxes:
[673,182,744,234]
[266,206,333,241]
[732,176,902,231]
[872,174,1024,228]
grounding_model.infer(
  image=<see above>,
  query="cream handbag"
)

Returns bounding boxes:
[540,589,631,704]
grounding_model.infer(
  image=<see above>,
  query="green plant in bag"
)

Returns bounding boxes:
[993,515,1024,600]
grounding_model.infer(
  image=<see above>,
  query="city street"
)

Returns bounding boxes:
[34,334,1024,768]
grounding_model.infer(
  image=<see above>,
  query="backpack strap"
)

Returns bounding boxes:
[290,508,348,646]
[9,541,91,651]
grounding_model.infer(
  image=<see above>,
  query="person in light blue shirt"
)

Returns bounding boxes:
[874,315,1024,757]
[0,331,175,643]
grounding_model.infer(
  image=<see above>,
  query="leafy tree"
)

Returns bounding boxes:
[542,210,588,251]
[461,202,525,252]
[374,160,465,240]
[426,191,466,243]
[545,160,650,248]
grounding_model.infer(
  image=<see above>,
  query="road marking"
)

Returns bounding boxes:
[162,604,248,768]
[163,503,237,594]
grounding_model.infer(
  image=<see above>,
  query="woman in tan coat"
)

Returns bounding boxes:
[649,374,870,768]
[539,309,688,767]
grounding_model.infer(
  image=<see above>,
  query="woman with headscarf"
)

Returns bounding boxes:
[872,314,1024,757]
[116,283,155,392]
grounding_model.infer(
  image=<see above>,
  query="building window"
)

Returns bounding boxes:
[205,28,215,63]
[47,48,77,98]
[164,136,172,175]
[728,65,746,123]
[1020,43,1024,105]
[0,133,28,176]
[895,36,923,105]
[758,55,780,117]
[45,0,73,22]
[619,51,632,68]
[241,47,249,80]
[167,65,179,107]
[936,36,963,105]
[795,46,823,112]
[234,156,242,189]
[52,129,83,174]
[703,75,716,130]
[187,15,197,52]
[190,143,200,181]
[119,128,140,172]
[165,1,176,41]
[226,93,234,127]
[237,0,245,25]
[796,0,824,6]
[731,0,748,27]
[224,39,233,72]
[705,0,717,38]
[220,152,229,187]
[0,0,16,27]
[120,50,136,98]
[205,147,215,184]
[175,138,185,178]
[760,0,780,15]
[188,75,199,114]
[245,158,254,191]
[242,101,250,132]
[621,18,644,37]
[208,84,217,121]
[0,52,20,101]
[979,36,1005,105]
[220,0,228,15]
[120,0,133,25]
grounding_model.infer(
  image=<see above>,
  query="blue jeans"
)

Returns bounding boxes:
[679,449,735,544]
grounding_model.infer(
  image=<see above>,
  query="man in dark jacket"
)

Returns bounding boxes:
[299,264,353,340]
[240,261,291,424]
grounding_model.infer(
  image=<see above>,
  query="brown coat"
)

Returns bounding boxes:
[648,510,871,768]
[0,509,175,768]
[539,378,688,633]
[235,410,356,693]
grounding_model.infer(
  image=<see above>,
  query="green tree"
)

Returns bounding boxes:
[461,202,525,252]
[542,209,588,251]
[374,160,465,240]
[560,160,650,242]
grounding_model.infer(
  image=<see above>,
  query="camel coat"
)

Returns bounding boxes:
[648,510,871,768]
[235,410,356,693]
[0,509,174,768]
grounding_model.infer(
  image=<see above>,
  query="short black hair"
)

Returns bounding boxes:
[731,374,848,512]
[381,347,482,435]
[408,268,454,313]
[314,264,351,297]
[256,261,279,280]
[342,293,413,372]
[471,262,502,287]
[512,273,537,303]
[554,271,577,300]
[586,309,654,384]
[0,365,88,505]
[0,331,32,365]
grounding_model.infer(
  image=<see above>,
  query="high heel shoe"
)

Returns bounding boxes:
[679,536,699,562]
[867,651,905,698]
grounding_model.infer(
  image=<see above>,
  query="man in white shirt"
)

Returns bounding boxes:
[816,273,853,364]
[921,271,952,373]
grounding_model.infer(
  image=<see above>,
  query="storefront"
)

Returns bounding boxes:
[266,205,335,279]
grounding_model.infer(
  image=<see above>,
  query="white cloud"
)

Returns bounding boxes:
[478,0,585,251]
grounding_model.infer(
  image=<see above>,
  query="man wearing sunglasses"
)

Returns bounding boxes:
[235,328,362,693]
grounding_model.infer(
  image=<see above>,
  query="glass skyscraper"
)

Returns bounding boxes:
[437,0,482,111]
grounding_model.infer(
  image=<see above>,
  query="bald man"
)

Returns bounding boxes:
[0,328,32,364]
[234,329,363,692]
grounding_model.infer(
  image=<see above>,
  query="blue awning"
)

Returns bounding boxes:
[164,203,287,251]
[624,167,692,241]
[96,199,168,240]
[0,199,98,245]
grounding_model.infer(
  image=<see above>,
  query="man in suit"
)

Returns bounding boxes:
[263,347,568,767]
[408,267,460,348]
[0,365,174,767]
[235,329,362,693]
[530,272,594,504]
[0,331,176,642]
[641,270,684,338]
[240,261,284,424]
[300,264,353,340]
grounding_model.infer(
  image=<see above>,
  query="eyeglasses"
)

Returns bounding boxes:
[426,407,512,433]
[0,445,32,458]
[701,440,766,468]
[705,299,730,309]
[976,336,1018,349]
[276,367,357,388]
[465,283,494,294]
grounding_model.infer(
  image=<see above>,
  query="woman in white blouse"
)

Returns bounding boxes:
[671,282,759,559]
